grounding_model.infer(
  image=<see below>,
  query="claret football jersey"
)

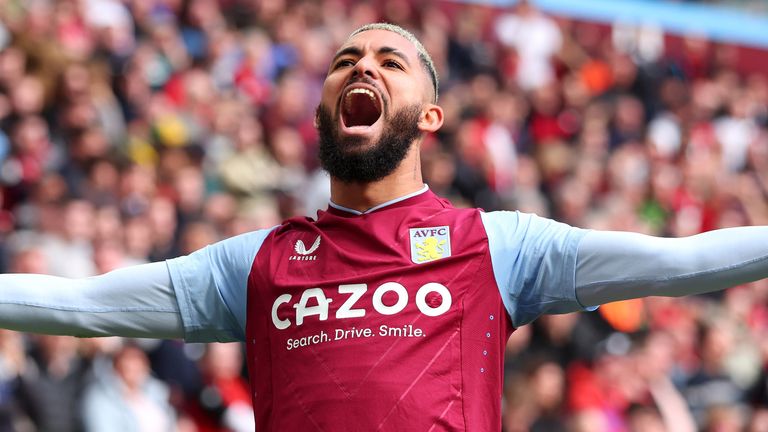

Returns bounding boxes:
[167,186,588,431]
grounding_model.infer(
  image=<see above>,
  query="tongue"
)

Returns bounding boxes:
[343,93,381,127]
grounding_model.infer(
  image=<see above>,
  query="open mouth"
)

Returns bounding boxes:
[341,87,382,128]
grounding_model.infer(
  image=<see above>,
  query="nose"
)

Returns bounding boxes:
[351,55,379,80]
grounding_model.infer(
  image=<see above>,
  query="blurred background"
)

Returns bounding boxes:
[0,0,767,431]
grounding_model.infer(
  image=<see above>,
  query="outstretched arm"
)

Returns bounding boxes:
[0,261,184,338]
[576,227,768,306]
[0,227,276,342]
[482,211,768,327]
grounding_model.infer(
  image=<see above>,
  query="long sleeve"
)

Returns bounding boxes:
[575,227,768,306]
[0,261,184,338]
[481,210,589,327]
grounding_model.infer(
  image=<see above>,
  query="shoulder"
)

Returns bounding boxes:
[480,210,586,248]
[274,215,318,233]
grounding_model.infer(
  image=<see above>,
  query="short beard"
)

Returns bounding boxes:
[316,104,423,183]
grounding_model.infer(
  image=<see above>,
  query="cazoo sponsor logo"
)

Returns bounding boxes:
[271,282,452,330]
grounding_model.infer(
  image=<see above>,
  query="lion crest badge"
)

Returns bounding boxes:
[409,226,451,264]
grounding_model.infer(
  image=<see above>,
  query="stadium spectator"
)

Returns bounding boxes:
[82,344,176,432]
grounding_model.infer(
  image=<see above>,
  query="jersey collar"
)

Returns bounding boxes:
[327,184,432,216]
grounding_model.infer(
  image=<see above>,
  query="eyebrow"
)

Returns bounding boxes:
[378,46,411,67]
[330,46,412,67]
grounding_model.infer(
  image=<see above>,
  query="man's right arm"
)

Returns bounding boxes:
[0,227,276,341]
[0,261,183,338]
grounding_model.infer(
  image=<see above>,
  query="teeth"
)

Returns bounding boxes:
[346,88,376,101]
[344,87,378,115]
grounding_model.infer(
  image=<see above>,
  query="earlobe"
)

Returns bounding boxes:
[418,104,444,133]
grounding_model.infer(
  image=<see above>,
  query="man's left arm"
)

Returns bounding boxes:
[575,227,768,306]
[481,211,768,327]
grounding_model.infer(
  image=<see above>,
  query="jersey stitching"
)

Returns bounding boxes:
[376,331,458,430]
[428,392,461,432]
[352,313,424,397]
[276,359,326,432]
[458,296,467,430]
[464,239,494,430]
[207,253,244,336]
[329,184,429,215]
[0,302,178,313]
[364,184,429,213]
[451,209,492,430]
[263,235,279,432]
[172,263,198,339]
[306,342,353,399]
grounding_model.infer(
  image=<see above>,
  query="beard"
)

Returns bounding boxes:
[316,103,423,183]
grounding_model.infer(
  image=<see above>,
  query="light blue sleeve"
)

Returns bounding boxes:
[166,227,276,342]
[480,211,591,327]
[576,227,768,305]
[0,262,183,338]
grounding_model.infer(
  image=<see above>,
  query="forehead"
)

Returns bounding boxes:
[338,29,419,60]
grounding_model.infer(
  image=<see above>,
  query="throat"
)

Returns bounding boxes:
[342,93,382,127]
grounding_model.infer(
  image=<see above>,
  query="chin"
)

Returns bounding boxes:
[336,131,383,152]
[316,102,422,183]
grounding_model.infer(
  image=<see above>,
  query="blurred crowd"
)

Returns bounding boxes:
[0,0,767,431]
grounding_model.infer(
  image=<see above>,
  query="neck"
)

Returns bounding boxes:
[330,146,423,212]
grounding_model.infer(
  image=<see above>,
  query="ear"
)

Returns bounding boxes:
[418,104,444,133]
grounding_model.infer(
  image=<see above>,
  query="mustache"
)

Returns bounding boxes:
[343,75,379,90]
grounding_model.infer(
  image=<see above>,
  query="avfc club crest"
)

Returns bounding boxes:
[409,226,451,264]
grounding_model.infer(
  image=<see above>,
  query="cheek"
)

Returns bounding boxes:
[319,89,334,109]
[320,75,345,106]
[390,80,425,105]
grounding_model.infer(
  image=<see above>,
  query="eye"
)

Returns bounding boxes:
[383,59,404,70]
[334,58,356,69]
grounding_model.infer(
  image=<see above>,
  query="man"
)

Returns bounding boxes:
[1,23,768,431]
